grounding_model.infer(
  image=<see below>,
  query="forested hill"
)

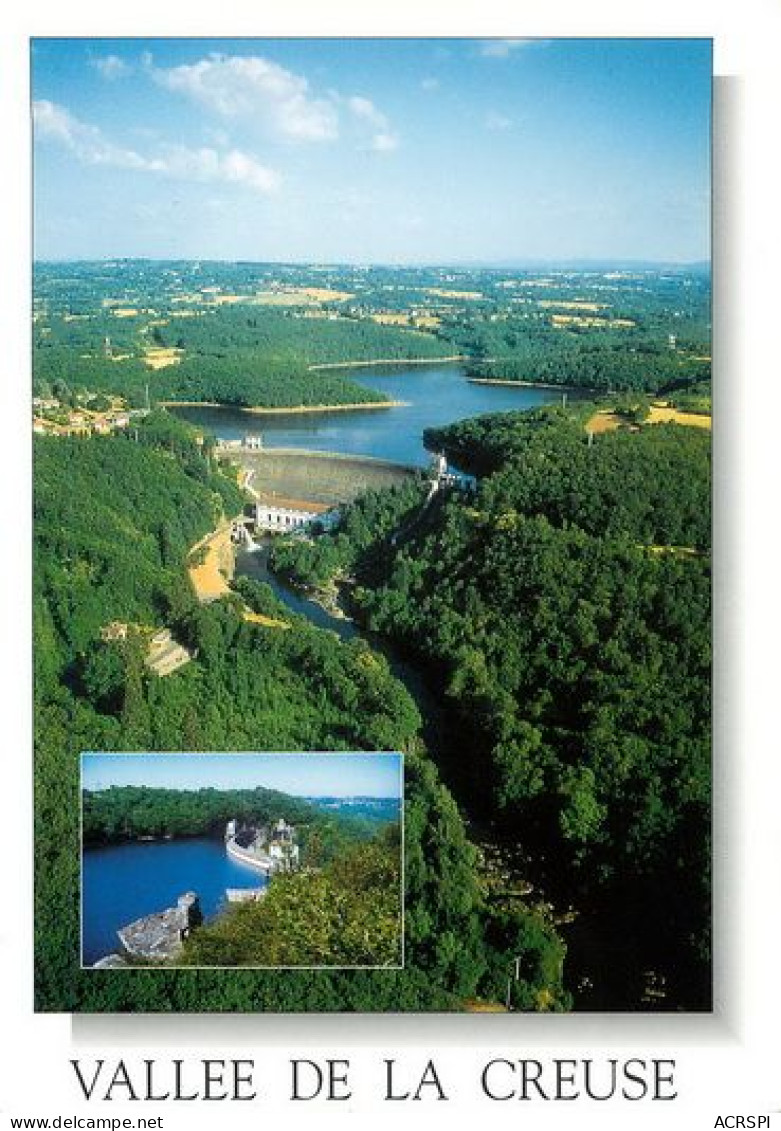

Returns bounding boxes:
[464,343,709,393]
[82,785,382,863]
[426,405,711,549]
[150,306,446,362]
[34,307,448,410]
[34,422,568,1012]
[34,413,243,657]
[33,346,392,411]
[83,784,322,843]
[271,405,712,1009]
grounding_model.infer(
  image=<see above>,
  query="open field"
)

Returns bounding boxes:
[188,523,234,603]
[427,287,484,300]
[586,410,623,434]
[271,286,354,303]
[371,313,412,326]
[585,402,712,435]
[242,610,290,629]
[550,314,636,329]
[144,347,184,369]
[537,300,606,312]
[647,403,711,430]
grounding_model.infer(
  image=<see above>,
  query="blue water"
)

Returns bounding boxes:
[171,363,580,467]
[82,837,267,965]
[236,541,358,641]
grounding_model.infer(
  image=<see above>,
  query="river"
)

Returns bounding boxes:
[235,541,452,763]
[82,837,267,966]
[170,362,583,466]
[176,363,614,1004]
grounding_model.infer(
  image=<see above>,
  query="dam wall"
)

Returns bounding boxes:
[225,836,275,874]
[226,448,418,507]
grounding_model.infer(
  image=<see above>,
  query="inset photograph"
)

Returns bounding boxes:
[81,751,403,969]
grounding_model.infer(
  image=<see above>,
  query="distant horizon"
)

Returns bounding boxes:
[34,255,712,270]
[81,752,403,799]
[84,785,399,801]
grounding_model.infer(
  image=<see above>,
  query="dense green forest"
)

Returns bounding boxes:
[34,262,710,407]
[160,355,388,408]
[150,306,446,361]
[82,783,386,863]
[465,344,709,394]
[270,404,712,1008]
[34,414,242,655]
[33,302,447,409]
[178,830,402,968]
[426,406,711,548]
[34,424,567,1011]
[33,345,391,411]
[270,478,431,590]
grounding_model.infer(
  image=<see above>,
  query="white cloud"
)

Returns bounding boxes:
[347,95,386,129]
[371,132,399,152]
[215,149,279,192]
[486,111,513,131]
[33,100,279,193]
[347,95,399,152]
[33,100,149,170]
[154,54,339,142]
[92,54,131,80]
[480,38,544,58]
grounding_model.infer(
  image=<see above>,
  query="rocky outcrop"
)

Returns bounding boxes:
[117,892,202,962]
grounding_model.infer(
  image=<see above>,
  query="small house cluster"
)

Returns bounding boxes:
[33,395,133,437]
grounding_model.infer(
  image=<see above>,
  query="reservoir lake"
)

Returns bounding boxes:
[82,837,266,966]
[171,362,583,466]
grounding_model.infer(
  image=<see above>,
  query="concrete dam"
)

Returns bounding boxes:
[225,447,418,508]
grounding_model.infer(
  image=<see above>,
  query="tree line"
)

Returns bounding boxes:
[82,784,379,865]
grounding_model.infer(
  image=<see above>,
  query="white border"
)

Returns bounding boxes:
[2,4,780,1126]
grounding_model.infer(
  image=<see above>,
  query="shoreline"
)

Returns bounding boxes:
[307,355,467,371]
[467,377,600,393]
[163,399,405,414]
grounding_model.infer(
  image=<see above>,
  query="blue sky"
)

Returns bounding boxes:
[32,38,711,264]
[81,752,402,798]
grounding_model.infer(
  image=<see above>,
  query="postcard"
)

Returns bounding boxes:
[6,13,777,1128]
